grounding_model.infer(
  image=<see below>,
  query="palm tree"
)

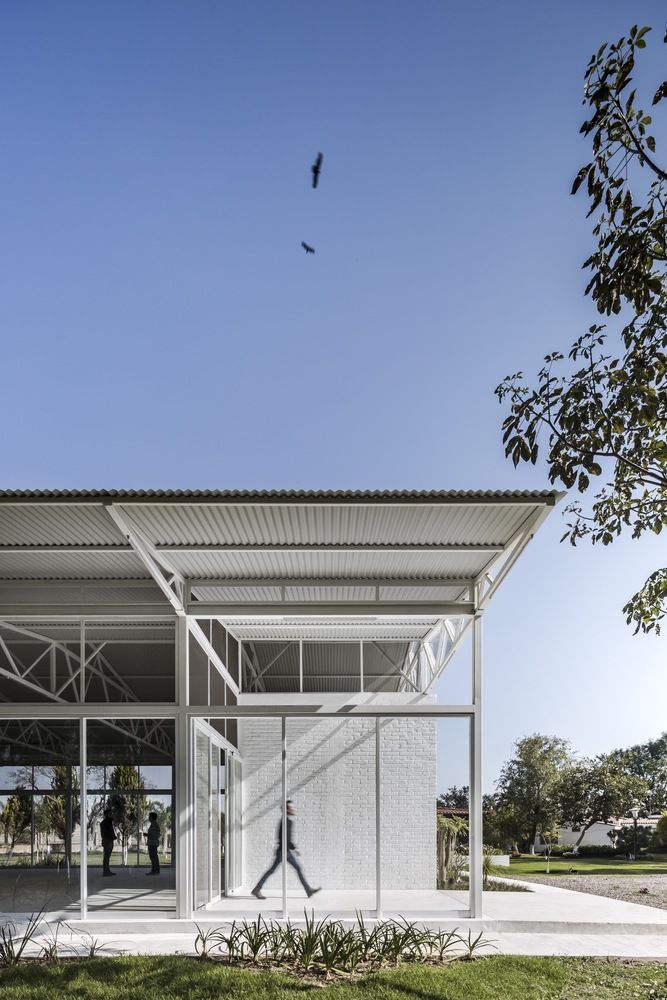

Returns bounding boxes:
[437,815,468,888]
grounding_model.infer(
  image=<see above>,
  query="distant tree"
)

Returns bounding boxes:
[496,735,571,851]
[0,789,31,853]
[612,822,653,857]
[36,766,80,865]
[147,799,172,856]
[608,732,667,813]
[107,766,147,866]
[482,793,519,851]
[656,811,667,845]
[437,785,469,809]
[559,755,647,850]
[496,25,667,633]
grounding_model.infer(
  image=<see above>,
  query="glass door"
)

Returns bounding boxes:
[193,721,240,910]
[225,753,242,894]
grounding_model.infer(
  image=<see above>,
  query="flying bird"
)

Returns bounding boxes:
[301,241,315,254]
[311,152,323,189]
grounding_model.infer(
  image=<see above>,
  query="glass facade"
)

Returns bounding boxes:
[85,718,175,915]
[0,719,81,912]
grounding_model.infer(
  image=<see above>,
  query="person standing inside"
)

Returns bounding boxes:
[252,800,320,899]
[100,808,116,877]
[145,811,161,875]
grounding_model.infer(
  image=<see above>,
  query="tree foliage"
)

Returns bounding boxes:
[0,789,31,850]
[496,24,667,633]
[559,754,647,847]
[656,810,667,844]
[608,730,667,813]
[495,734,571,851]
[107,765,147,865]
[437,785,470,809]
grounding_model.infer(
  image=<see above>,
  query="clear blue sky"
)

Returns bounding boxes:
[1,1,665,790]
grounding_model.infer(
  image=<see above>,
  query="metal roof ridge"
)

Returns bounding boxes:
[0,488,564,505]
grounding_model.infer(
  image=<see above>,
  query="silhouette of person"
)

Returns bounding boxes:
[145,811,161,875]
[100,808,116,877]
[252,800,320,899]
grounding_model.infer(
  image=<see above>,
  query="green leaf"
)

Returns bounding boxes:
[653,81,667,104]
[571,165,591,195]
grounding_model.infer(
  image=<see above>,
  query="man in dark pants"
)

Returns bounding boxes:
[145,811,161,875]
[252,800,320,899]
[100,808,116,877]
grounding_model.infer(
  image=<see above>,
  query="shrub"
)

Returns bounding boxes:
[574,844,618,858]
[548,844,574,856]
[656,812,667,847]
[202,911,493,977]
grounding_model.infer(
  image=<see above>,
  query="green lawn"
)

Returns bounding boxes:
[0,956,666,999]
[501,855,667,877]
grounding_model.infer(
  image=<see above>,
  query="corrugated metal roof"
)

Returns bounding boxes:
[224,618,438,641]
[0,504,126,545]
[0,549,149,580]
[0,491,559,615]
[0,489,561,504]
[130,499,544,547]
[171,549,494,580]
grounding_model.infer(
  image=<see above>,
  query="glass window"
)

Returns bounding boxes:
[86,718,175,914]
[0,719,80,914]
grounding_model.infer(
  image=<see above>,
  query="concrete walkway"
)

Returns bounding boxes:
[51,880,667,958]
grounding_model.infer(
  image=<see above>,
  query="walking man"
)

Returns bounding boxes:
[100,808,116,877]
[145,811,161,875]
[252,800,320,899]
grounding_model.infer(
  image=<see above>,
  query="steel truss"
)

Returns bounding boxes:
[0,621,173,757]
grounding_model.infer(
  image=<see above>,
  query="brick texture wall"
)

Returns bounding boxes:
[239,716,436,890]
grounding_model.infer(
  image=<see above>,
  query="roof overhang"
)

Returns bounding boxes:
[0,489,562,625]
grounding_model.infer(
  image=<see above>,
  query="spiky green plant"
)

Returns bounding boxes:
[193,924,219,960]
[214,921,242,964]
[238,915,270,962]
[458,928,495,961]
[0,910,44,967]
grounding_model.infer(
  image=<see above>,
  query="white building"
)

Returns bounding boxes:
[0,489,558,926]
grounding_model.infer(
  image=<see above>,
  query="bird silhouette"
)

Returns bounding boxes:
[301,241,315,254]
[311,152,323,189]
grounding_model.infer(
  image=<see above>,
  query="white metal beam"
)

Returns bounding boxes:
[0,604,173,618]
[105,505,186,615]
[188,601,476,617]
[188,619,240,698]
[190,576,476,589]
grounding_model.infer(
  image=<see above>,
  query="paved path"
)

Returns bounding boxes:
[513,874,667,911]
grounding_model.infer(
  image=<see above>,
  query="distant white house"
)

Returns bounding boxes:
[557,815,661,851]
[557,822,616,849]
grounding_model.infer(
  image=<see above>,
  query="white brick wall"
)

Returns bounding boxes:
[239,716,436,890]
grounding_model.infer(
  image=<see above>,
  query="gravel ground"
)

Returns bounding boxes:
[514,873,667,910]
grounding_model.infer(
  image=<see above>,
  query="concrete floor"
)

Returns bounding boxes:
[0,866,176,917]
[205,887,467,920]
[3,872,667,957]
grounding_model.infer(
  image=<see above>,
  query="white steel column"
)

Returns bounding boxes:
[298,640,303,694]
[468,613,483,919]
[80,621,86,702]
[360,640,364,693]
[80,718,87,919]
[375,717,381,918]
[281,716,287,920]
[176,617,191,918]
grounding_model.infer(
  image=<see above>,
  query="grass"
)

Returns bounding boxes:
[0,956,665,999]
[501,855,667,878]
